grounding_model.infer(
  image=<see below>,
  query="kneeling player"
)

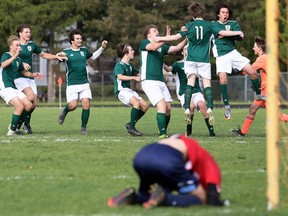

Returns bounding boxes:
[107,135,225,208]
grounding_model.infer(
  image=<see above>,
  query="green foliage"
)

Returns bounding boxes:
[0,106,287,215]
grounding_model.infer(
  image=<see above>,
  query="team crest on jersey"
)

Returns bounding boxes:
[27,46,32,51]
[80,51,84,56]
[157,47,162,52]
[225,25,231,31]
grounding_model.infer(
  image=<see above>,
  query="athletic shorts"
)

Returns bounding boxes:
[216,49,250,74]
[133,143,198,195]
[0,87,27,104]
[141,80,172,106]
[14,78,37,95]
[118,88,142,106]
[178,92,205,111]
[184,61,211,80]
[66,83,92,103]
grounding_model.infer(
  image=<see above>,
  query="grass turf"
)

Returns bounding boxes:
[0,106,287,216]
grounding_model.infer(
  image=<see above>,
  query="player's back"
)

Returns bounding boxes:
[185,20,213,63]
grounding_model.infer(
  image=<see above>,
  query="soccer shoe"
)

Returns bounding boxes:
[125,122,131,130]
[7,129,16,136]
[58,109,67,125]
[80,127,88,135]
[184,108,192,125]
[143,184,166,209]
[128,128,143,136]
[207,108,215,126]
[230,128,245,137]
[158,134,169,139]
[255,94,266,101]
[23,123,33,134]
[210,132,216,137]
[107,187,137,207]
[224,106,231,120]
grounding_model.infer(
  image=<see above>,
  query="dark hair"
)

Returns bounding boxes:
[143,24,158,38]
[16,24,30,36]
[69,29,82,44]
[116,43,130,58]
[215,4,232,20]
[254,36,266,52]
[188,2,205,19]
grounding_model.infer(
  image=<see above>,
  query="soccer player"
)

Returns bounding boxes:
[0,35,43,136]
[15,24,67,134]
[56,29,108,135]
[107,134,224,208]
[155,2,215,126]
[164,46,215,137]
[140,24,187,138]
[230,36,288,137]
[211,4,265,120]
[113,43,149,136]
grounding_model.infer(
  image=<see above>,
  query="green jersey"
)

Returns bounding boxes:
[211,20,241,57]
[15,40,42,79]
[113,60,139,97]
[62,47,93,86]
[140,39,170,82]
[179,19,213,63]
[171,60,201,96]
[0,52,25,89]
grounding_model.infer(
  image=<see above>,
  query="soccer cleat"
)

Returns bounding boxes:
[184,108,192,125]
[158,134,169,139]
[230,128,245,137]
[255,94,266,101]
[143,184,166,209]
[207,108,215,126]
[128,128,143,136]
[7,129,16,136]
[107,187,137,207]
[58,109,67,125]
[210,132,216,137]
[15,129,24,135]
[224,106,231,120]
[23,123,33,134]
[125,122,131,130]
[80,127,88,135]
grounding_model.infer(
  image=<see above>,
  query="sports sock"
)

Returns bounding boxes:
[279,113,288,122]
[156,112,166,135]
[64,104,71,114]
[26,108,35,124]
[204,87,214,109]
[130,107,139,128]
[81,109,90,128]
[165,115,171,130]
[186,113,194,135]
[204,118,215,135]
[250,78,261,95]
[220,84,229,105]
[165,194,201,206]
[10,114,21,131]
[21,110,31,124]
[241,115,254,134]
[137,109,146,121]
[184,85,193,109]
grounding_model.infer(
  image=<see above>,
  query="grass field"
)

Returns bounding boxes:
[0,105,287,216]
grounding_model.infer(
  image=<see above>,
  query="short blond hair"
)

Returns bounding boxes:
[7,35,19,47]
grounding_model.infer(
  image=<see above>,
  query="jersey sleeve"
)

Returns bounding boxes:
[86,48,93,59]
[171,62,178,75]
[140,39,150,51]
[252,56,266,72]
[113,63,124,77]
[33,42,43,55]
[1,52,9,63]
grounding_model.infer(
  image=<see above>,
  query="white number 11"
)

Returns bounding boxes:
[195,26,203,40]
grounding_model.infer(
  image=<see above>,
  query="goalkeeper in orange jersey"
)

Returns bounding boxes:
[230,36,288,137]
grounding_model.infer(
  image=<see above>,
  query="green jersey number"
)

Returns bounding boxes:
[195,26,203,40]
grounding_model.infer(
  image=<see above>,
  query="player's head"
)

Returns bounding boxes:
[69,29,83,45]
[143,24,159,39]
[215,4,232,22]
[116,43,134,59]
[16,24,31,40]
[188,2,205,19]
[7,35,20,51]
[253,36,266,55]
